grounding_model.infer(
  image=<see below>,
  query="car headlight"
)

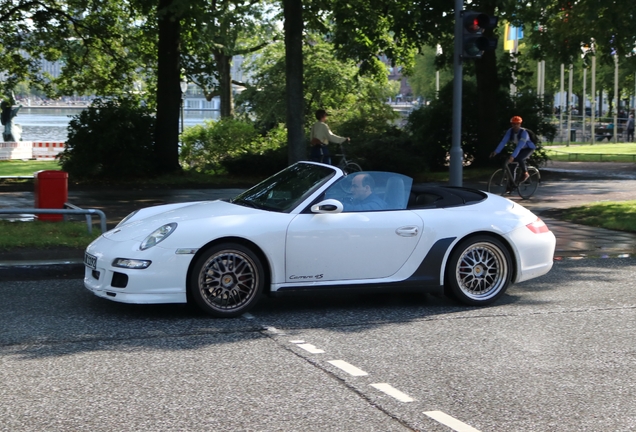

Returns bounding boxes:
[140,223,177,250]
[113,258,152,269]
[117,210,140,228]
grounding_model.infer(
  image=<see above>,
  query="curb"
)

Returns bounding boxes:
[0,260,84,281]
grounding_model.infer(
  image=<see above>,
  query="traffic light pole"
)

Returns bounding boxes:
[450,0,464,187]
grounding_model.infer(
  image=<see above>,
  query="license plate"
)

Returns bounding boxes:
[84,252,97,270]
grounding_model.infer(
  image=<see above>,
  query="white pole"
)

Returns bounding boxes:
[541,61,546,98]
[583,68,587,142]
[614,55,619,143]
[591,56,596,145]
[537,62,541,95]
[510,38,518,96]
[560,64,565,142]
[567,64,573,145]
[436,70,440,98]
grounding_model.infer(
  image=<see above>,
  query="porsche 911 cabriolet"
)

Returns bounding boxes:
[84,162,555,317]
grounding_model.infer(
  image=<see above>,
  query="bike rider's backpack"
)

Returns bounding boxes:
[523,128,540,146]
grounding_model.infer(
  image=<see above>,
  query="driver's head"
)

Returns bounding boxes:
[351,173,374,201]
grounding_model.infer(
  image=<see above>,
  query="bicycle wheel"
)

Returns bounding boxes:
[344,162,362,174]
[518,166,540,199]
[488,168,510,196]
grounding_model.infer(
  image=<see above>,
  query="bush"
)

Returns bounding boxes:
[59,97,156,180]
[221,124,289,177]
[181,119,288,177]
[342,126,425,177]
[180,118,259,174]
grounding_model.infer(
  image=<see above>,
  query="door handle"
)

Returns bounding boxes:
[396,226,419,237]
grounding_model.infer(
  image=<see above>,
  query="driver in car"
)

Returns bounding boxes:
[345,173,387,211]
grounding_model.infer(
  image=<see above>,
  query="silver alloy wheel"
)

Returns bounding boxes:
[454,242,509,301]
[197,249,260,312]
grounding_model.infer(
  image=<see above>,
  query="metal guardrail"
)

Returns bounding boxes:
[0,208,107,234]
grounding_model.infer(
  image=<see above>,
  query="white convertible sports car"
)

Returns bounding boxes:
[84,162,556,317]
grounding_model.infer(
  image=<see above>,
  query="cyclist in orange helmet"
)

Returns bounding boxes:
[490,115,536,183]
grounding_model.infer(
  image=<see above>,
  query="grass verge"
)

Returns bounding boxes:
[546,143,636,163]
[556,201,636,233]
[0,220,101,250]
[0,160,61,177]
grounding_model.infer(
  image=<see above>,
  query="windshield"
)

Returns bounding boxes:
[232,163,336,212]
[323,171,413,211]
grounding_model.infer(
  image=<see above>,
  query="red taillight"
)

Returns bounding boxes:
[526,218,550,234]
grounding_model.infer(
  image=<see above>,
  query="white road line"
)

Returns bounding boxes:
[296,343,325,354]
[370,383,414,402]
[424,411,481,432]
[242,313,254,319]
[289,340,305,344]
[263,326,286,335]
[327,360,369,376]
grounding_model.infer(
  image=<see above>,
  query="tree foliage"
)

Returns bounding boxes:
[236,38,398,133]
[59,97,157,179]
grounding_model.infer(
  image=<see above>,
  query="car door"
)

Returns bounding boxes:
[285,210,424,283]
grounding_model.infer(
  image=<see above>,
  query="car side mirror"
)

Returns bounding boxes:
[311,199,344,214]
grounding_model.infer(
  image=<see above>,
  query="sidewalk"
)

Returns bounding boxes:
[2,161,636,279]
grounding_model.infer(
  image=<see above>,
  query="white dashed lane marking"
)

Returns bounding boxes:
[370,383,414,402]
[296,343,325,354]
[327,360,369,376]
[424,411,481,432]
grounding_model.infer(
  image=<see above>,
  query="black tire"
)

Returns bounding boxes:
[488,169,510,196]
[344,162,362,174]
[445,235,512,306]
[517,166,540,199]
[189,243,264,317]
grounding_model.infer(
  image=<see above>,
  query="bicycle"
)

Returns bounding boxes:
[335,141,362,173]
[487,158,541,199]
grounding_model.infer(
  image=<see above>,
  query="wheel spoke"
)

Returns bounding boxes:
[455,242,508,300]
[198,250,259,311]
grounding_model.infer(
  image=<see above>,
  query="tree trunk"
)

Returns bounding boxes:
[283,0,305,164]
[474,49,500,164]
[155,0,182,174]
[473,1,500,166]
[216,51,234,118]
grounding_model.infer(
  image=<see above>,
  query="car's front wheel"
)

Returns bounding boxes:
[445,236,512,305]
[189,243,264,317]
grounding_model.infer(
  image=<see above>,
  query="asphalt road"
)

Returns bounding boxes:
[2,257,636,431]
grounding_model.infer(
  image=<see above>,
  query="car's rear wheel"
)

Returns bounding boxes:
[445,236,512,305]
[189,243,264,317]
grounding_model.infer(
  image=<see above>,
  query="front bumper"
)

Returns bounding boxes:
[83,237,193,304]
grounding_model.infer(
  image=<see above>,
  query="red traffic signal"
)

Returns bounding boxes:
[462,10,499,59]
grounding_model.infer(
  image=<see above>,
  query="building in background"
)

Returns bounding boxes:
[379,54,413,102]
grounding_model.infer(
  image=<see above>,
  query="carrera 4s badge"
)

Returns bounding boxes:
[289,274,324,280]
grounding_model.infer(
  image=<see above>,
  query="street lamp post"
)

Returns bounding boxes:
[180,80,188,133]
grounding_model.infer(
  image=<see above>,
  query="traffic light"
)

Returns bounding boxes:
[462,10,498,60]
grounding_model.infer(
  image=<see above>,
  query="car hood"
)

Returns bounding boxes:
[103,200,263,242]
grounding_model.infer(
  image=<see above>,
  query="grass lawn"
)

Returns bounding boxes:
[556,201,636,233]
[546,143,636,162]
[0,160,61,177]
[0,220,101,250]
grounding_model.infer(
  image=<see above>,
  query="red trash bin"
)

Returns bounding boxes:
[34,170,68,222]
